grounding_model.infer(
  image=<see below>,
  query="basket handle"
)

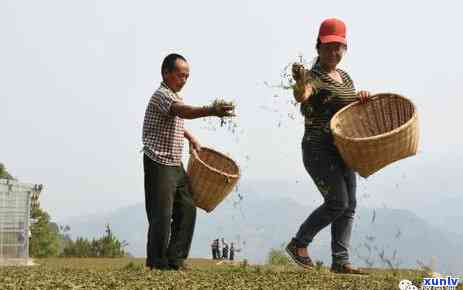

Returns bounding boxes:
[367,93,399,102]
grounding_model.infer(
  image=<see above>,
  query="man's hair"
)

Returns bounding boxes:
[161,53,187,76]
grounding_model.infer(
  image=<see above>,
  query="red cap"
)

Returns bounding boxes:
[318,18,347,45]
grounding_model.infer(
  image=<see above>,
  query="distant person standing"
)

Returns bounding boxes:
[221,238,229,259]
[216,238,222,259]
[142,53,235,271]
[229,242,235,261]
[229,242,241,261]
[17,222,27,257]
[211,239,220,260]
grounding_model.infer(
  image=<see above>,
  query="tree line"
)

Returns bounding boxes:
[29,207,129,258]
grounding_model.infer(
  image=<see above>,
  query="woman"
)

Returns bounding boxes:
[286,18,370,275]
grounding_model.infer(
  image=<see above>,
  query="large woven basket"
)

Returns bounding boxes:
[330,93,419,178]
[187,147,240,213]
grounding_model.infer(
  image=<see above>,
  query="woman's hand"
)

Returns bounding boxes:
[292,63,306,83]
[357,90,371,104]
[292,63,313,103]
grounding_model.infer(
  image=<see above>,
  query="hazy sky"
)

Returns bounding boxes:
[2,0,462,221]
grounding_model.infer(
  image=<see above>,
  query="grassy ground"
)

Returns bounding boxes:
[0,258,460,290]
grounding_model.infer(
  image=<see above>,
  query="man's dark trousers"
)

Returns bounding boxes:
[144,154,197,269]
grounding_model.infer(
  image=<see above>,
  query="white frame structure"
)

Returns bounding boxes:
[0,179,33,266]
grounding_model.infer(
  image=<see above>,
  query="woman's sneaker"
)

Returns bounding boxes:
[285,239,314,268]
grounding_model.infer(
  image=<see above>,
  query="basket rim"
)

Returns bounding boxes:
[330,92,418,142]
[190,147,240,179]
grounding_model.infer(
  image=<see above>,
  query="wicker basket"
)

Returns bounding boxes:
[330,93,419,178]
[187,147,240,213]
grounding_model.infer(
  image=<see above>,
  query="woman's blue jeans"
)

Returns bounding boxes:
[293,142,357,266]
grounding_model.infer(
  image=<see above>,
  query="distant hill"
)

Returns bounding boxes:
[61,191,462,275]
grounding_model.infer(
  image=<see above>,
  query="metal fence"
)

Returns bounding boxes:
[0,179,32,266]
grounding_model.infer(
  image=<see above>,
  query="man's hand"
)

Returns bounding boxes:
[185,129,202,154]
[212,104,235,117]
[207,99,236,117]
[189,139,202,154]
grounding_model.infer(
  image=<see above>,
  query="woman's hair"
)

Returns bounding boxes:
[316,38,322,50]
[310,38,322,69]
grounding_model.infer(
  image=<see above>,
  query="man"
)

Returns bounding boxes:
[216,237,222,259]
[17,222,27,257]
[221,238,229,260]
[143,53,234,270]
[229,242,239,261]
[211,238,220,260]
